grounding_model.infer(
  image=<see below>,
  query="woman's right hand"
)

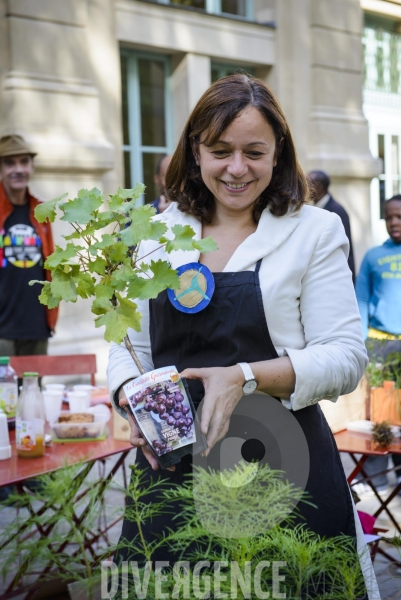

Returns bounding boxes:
[118,388,175,472]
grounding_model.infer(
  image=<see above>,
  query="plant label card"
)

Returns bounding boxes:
[123,366,196,457]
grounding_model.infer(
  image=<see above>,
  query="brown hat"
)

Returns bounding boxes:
[0,135,37,158]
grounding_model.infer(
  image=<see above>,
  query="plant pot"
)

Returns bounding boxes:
[67,577,101,600]
[370,380,401,425]
[123,365,207,468]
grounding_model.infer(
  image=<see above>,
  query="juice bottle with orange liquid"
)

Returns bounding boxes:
[16,372,45,458]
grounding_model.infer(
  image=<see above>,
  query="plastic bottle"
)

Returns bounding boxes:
[16,372,45,458]
[0,357,18,430]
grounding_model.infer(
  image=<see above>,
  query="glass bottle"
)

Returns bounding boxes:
[0,357,18,430]
[16,372,45,458]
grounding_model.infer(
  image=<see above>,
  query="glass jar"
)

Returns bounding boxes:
[16,372,45,458]
[0,357,18,430]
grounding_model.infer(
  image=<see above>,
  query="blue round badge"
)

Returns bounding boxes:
[167,262,215,314]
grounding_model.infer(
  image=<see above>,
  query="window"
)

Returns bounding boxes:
[369,131,401,242]
[121,51,173,203]
[211,62,254,82]
[148,0,254,19]
[363,21,401,94]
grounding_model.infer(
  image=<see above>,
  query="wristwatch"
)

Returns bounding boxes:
[237,362,258,395]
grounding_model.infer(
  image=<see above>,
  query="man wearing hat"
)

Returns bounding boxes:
[0,135,58,357]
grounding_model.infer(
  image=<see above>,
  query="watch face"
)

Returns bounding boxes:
[243,380,257,395]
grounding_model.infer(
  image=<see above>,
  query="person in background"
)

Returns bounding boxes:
[356,195,401,493]
[0,135,58,358]
[308,170,355,281]
[151,154,172,213]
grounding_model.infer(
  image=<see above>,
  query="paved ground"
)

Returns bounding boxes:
[1,450,400,599]
[341,453,401,600]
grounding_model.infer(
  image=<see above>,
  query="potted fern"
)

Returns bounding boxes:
[0,462,371,600]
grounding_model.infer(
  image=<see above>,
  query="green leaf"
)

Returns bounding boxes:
[95,283,114,300]
[164,225,218,254]
[111,265,134,284]
[51,269,78,302]
[94,294,141,343]
[60,188,104,224]
[44,244,84,269]
[107,242,129,265]
[28,279,46,287]
[88,256,107,275]
[96,211,119,227]
[108,184,145,211]
[119,205,167,246]
[91,296,112,315]
[164,224,197,253]
[127,260,179,300]
[34,193,68,223]
[37,282,60,309]
[74,272,95,299]
[91,234,116,252]
[193,237,219,253]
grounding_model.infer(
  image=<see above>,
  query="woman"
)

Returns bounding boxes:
[108,75,376,596]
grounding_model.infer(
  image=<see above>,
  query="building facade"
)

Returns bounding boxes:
[0,0,393,373]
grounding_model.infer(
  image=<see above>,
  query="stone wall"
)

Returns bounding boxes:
[0,0,381,374]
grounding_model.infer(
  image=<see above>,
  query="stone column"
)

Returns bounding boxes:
[308,0,381,266]
[0,0,121,375]
[171,53,211,144]
[267,0,312,166]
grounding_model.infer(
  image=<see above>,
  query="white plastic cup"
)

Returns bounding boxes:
[0,411,11,459]
[72,385,93,407]
[68,391,91,413]
[42,390,63,424]
[44,384,66,392]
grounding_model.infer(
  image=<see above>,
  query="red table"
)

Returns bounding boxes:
[334,429,401,535]
[0,427,133,599]
[0,429,132,488]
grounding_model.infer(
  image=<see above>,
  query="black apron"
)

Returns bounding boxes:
[116,259,356,564]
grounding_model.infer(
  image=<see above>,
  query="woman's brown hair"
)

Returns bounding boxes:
[165,74,307,223]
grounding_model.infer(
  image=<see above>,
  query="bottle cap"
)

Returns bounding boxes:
[0,412,11,460]
[22,372,39,377]
[0,357,10,365]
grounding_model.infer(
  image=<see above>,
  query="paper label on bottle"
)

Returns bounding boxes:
[123,366,196,457]
[16,419,43,451]
[0,383,18,419]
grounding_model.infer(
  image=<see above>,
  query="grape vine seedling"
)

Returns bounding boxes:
[29,185,217,367]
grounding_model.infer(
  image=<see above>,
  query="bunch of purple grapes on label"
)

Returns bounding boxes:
[123,366,196,456]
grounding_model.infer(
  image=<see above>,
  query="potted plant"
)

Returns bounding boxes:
[31,186,215,464]
[104,463,369,599]
[366,350,401,426]
[1,461,372,600]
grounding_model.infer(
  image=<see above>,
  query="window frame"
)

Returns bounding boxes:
[155,0,254,20]
[121,49,174,203]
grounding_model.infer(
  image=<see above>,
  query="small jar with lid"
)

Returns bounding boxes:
[16,372,45,458]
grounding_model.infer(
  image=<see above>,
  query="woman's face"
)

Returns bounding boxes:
[197,106,277,216]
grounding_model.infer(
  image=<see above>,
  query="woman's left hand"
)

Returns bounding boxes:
[180,365,244,454]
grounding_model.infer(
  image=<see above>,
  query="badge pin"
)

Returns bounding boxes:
[168,262,215,313]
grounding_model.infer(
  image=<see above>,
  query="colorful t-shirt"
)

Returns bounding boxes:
[356,238,401,339]
[0,204,49,339]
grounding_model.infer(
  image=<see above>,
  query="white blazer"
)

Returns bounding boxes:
[107,202,367,416]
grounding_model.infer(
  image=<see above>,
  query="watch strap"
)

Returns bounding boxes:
[237,362,255,383]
